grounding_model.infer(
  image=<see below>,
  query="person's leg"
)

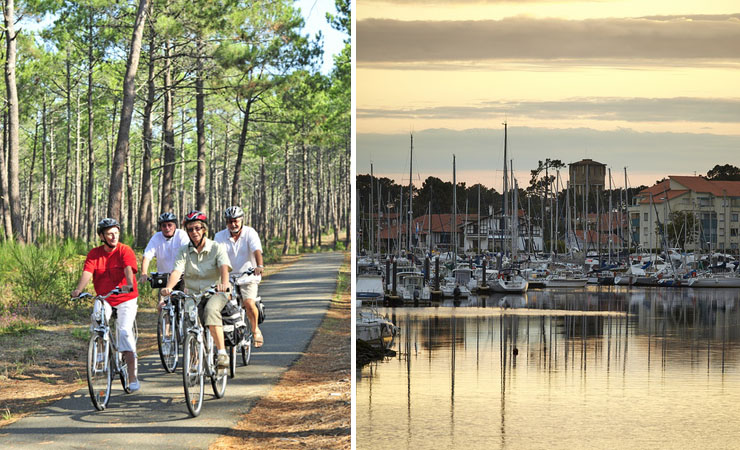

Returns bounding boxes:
[242,283,263,347]
[203,293,229,352]
[116,299,138,383]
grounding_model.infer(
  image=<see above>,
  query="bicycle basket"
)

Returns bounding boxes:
[221,298,247,347]
[149,272,169,289]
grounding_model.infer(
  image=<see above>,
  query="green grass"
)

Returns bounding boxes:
[0,313,40,336]
[71,327,91,341]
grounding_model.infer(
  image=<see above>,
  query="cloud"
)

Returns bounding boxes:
[358,97,740,123]
[358,15,740,63]
[357,127,740,186]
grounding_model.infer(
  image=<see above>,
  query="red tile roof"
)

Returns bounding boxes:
[636,176,740,204]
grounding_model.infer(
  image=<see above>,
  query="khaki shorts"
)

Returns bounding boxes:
[202,292,229,327]
[239,282,259,300]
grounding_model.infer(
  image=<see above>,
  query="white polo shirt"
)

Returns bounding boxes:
[214,225,263,279]
[143,229,190,273]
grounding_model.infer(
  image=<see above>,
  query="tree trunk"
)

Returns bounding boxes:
[231,98,253,206]
[301,142,308,249]
[0,110,11,239]
[136,34,155,248]
[75,88,82,237]
[86,11,95,242]
[160,40,175,213]
[25,115,39,239]
[108,0,150,220]
[315,147,322,247]
[4,0,23,241]
[42,98,48,237]
[195,38,207,211]
[282,142,292,255]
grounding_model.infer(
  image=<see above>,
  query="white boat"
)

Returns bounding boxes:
[489,268,529,293]
[686,274,740,288]
[356,274,385,303]
[440,277,471,298]
[397,271,431,301]
[543,271,588,288]
[356,301,399,350]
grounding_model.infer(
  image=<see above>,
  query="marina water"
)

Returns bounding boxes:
[357,286,740,449]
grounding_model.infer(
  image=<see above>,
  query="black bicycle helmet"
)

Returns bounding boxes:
[183,210,208,225]
[97,218,120,235]
[158,212,177,224]
[224,206,244,219]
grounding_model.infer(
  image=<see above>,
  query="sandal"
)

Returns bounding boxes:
[254,330,264,348]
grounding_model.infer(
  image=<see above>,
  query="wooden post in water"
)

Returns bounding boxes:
[424,256,430,285]
[392,260,398,296]
[436,257,441,289]
[385,258,391,292]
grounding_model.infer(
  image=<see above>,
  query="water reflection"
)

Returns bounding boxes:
[357,287,740,449]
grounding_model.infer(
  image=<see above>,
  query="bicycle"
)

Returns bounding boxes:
[227,270,258,378]
[150,272,184,373]
[176,286,229,417]
[74,287,138,411]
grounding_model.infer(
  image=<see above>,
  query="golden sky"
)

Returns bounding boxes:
[356,0,740,190]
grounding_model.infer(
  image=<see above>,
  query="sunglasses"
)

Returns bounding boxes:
[186,226,205,233]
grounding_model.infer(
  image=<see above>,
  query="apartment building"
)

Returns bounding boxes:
[629,176,740,253]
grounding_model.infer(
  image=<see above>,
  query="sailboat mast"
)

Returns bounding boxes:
[502,122,508,256]
[370,164,375,255]
[453,154,457,261]
[408,134,413,253]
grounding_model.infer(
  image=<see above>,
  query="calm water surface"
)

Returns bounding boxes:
[357,286,740,449]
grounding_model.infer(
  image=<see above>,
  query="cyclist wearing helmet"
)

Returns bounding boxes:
[214,205,264,348]
[139,212,189,292]
[71,218,140,391]
[161,211,233,369]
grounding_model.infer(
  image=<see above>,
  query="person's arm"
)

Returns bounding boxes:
[139,256,152,284]
[71,271,93,297]
[160,269,183,297]
[253,249,264,276]
[122,266,135,293]
[217,264,230,293]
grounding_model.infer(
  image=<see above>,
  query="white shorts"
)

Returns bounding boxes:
[93,298,138,354]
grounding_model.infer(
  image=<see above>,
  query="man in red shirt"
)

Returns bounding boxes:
[72,218,140,391]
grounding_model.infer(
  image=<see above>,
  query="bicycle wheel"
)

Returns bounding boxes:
[241,312,253,366]
[182,332,204,417]
[228,345,236,378]
[157,308,178,373]
[118,350,131,393]
[210,349,227,399]
[241,333,252,366]
[86,334,111,411]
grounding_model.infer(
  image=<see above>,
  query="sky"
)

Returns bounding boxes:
[296,0,348,74]
[355,0,740,191]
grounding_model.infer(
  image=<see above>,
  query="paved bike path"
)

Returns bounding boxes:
[0,251,345,450]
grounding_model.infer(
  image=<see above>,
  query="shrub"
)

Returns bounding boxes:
[8,240,81,319]
[0,313,40,336]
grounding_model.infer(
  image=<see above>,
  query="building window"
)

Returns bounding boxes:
[643,212,648,221]
[719,228,725,236]
[731,228,738,237]
[698,197,711,207]
[733,213,739,222]
[720,214,725,222]
[732,243,739,250]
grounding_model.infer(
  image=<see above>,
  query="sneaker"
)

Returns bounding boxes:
[129,380,140,392]
[216,353,229,369]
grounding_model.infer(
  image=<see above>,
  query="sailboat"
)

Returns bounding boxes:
[488,123,529,294]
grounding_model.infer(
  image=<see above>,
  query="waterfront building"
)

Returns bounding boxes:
[628,176,740,254]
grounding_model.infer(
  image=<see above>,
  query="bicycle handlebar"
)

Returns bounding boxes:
[71,286,130,301]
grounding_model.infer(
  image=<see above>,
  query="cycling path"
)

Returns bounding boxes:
[0,251,345,450]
